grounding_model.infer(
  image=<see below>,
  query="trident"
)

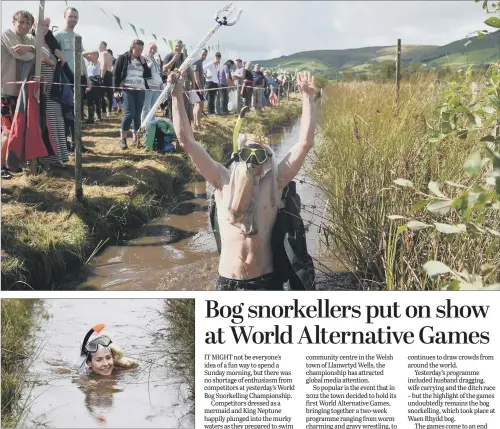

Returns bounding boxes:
[139,2,242,132]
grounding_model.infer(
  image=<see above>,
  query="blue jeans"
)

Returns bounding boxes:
[121,89,146,132]
[140,89,161,124]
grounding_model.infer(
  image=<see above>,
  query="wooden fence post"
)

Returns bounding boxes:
[29,0,45,175]
[236,82,242,113]
[394,38,401,117]
[74,35,84,202]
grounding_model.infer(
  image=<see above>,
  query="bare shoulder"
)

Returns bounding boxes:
[214,164,231,190]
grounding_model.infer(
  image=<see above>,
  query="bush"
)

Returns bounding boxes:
[310,74,499,289]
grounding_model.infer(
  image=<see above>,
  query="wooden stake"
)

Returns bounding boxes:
[29,0,45,175]
[74,35,84,202]
[394,38,401,117]
[236,82,242,113]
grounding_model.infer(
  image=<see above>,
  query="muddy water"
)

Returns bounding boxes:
[22,299,193,428]
[78,120,344,291]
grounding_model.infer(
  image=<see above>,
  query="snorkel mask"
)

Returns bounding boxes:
[226,107,279,235]
[239,144,271,165]
[79,323,111,374]
[81,323,107,357]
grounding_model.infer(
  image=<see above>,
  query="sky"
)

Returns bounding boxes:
[0,1,494,62]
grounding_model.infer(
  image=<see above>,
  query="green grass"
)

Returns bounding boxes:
[1,100,302,291]
[161,299,195,399]
[1,299,40,428]
[267,59,330,72]
[311,77,500,289]
[431,48,500,67]
[351,64,372,72]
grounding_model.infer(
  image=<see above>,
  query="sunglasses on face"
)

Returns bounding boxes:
[85,336,112,353]
[238,147,271,165]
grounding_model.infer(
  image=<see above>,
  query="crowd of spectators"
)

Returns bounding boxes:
[1,7,297,178]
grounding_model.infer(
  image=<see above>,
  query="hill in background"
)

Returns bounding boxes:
[254,30,499,77]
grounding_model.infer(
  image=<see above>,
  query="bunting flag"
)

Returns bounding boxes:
[113,15,123,30]
[168,39,174,53]
[140,28,146,37]
[100,8,111,21]
[162,37,168,45]
[129,23,139,38]
[152,34,157,41]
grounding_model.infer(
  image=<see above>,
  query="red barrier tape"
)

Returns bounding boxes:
[1,79,241,94]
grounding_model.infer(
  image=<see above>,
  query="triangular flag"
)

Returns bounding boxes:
[100,8,111,21]
[168,39,174,53]
[162,37,168,45]
[129,23,139,39]
[140,28,146,37]
[113,15,122,30]
[152,34,157,41]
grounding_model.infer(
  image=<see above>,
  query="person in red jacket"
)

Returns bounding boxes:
[1,10,36,178]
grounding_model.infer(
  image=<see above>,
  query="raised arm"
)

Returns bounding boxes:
[170,73,229,188]
[278,71,316,187]
[98,51,110,78]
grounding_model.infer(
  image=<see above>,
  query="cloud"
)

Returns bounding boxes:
[1,1,490,62]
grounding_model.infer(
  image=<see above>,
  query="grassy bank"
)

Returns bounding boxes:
[311,77,499,289]
[161,299,195,399]
[1,99,301,290]
[1,299,39,428]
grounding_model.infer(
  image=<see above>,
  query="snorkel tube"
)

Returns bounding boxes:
[80,323,106,357]
[232,106,249,160]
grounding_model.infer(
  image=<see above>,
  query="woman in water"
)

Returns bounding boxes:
[79,324,140,375]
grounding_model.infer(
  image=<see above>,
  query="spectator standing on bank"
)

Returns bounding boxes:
[85,51,103,124]
[203,52,221,115]
[1,10,37,178]
[107,49,116,66]
[219,59,234,115]
[242,61,254,109]
[262,70,271,108]
[35,15,70,168]
[113,39,152,149]
[54,7,91,154]
[252,63,265,111]
[191,48,207,130]
[232,58,244,87]
[162,39,184,120]
[107,48,122,113]
[98,41,113,119]
[141,40,163,125]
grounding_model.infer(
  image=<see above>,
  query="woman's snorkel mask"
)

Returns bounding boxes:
[79,324,111,373]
